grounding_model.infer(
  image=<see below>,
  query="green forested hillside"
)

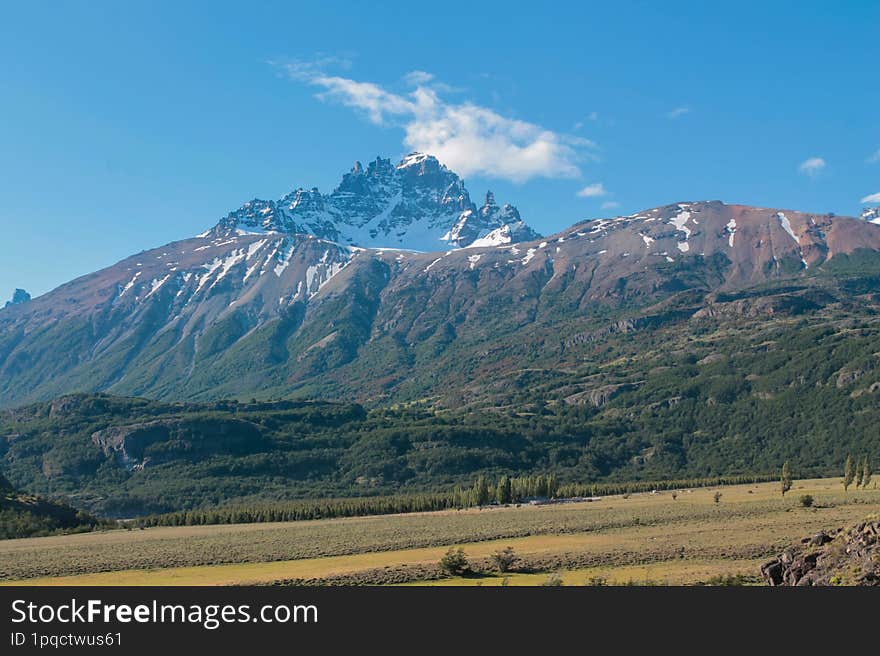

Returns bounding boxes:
[0,470,104,538]
[3,284,879,518]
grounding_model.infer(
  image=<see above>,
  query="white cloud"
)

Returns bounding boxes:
[601,201,620,210]
[868,149,880,164]
[577,183,608,198]
[666,106,690,119]
[798,157,826,177]
[274,55,352,80]
[280,61,595,182]
[403,70,434,86]
[861,192,880,204]
[311,75,416,125]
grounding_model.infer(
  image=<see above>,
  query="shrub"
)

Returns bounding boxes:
[713,491,722,504]
[491,547,519,573]
[438,547,471,576]
[541,573,564,586]
[705,574,751,586]
[799,494,814,508]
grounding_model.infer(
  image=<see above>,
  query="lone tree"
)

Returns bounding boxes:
[844,455,855,492]
[781,461,793,497]
[490,547,519,573]
[439,548,471,577]
[862,456,872,490]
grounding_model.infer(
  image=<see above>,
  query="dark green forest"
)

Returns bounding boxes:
[0,470,105,539]
[2,303,879,520]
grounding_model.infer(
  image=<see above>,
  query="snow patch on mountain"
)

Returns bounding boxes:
[669,209,692,241]
[777,212,799,244]
[273,242,295,277]
[120,271,142,297]
[861,206,880,225]
[726,218,737,247]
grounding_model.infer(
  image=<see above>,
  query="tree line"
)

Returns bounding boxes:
[134,472,777,528]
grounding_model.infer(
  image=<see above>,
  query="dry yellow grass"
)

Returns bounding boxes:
[2,477,878,586]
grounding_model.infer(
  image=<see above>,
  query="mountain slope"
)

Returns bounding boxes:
[5,196,880,513]
[2,200,880,408]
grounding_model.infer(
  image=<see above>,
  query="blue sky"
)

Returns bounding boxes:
[1,1,878,299]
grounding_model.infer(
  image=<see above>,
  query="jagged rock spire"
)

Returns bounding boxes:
[4,288,31,308]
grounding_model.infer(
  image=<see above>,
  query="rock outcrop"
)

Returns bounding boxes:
[91,418,266,470]
[4,288,30,308]
[761,517,880,586]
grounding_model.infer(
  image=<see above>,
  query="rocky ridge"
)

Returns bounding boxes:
[211,153,540,250]
[761,517,880,586]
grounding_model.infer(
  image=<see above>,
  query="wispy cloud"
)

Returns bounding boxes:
[601,201,620,210]
[798,157,826,177]
[275,54,353,80]
[868,149,880,164]
[403,70,434,85]
[277,59,595,182]
[666,106,690,119]
[862,192,880,204]
[574,112,599,130]
[577,182,608,198]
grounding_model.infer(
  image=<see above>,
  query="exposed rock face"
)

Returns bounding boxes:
[91,419,265,470]
[4,289,30,308]
[761,517,880,586]
[691,294,822,320]
[564,383,639,407]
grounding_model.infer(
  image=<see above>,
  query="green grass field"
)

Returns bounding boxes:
[1,477,878,586]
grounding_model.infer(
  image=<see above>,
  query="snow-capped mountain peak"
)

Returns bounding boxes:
[211,154,540,251]
[396,151,433,170]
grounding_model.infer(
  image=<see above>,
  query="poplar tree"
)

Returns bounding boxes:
[473,475,490,506]
[843,455,855,491]
[496,475,512,504]
[547,473,559,499]
[781,461,792,497]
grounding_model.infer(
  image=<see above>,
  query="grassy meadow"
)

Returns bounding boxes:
[1,477,878,586]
